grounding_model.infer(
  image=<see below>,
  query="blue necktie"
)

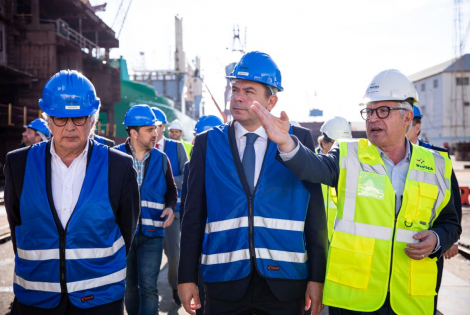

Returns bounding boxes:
[242,133,259,194]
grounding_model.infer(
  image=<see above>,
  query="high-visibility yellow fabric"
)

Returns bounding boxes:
[323,139,452,314]
[182,140,193,160]
[322,184,337,242]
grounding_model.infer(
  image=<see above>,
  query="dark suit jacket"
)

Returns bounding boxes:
[180,160,190,221]
[280,139,462,258]
[93,134,115,147]
[4,140,140,314]
[179,121,328,302]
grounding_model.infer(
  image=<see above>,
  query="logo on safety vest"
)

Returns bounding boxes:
[148,229,155,232]
[267,266,280,271]
[81,295,94,302]
[416,159,433,171]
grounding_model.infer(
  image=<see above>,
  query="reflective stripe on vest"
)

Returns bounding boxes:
[323,139,452,314]
[202,124,310,283]
[114,143,167,237]
[15,141,126,309]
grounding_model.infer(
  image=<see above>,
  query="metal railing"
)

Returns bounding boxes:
[55,19,103,59]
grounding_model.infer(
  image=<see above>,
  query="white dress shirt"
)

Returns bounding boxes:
[234,122,268,188]
[50,138,89,228]
[156,138,165,151]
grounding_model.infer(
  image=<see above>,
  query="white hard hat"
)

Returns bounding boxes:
[169,119,183,131]
[360,69,419,106]
[290,121,301,127]
[320,116,352,140]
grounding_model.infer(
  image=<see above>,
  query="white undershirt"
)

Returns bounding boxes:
[234,122,268,188]
[50,138,89,229]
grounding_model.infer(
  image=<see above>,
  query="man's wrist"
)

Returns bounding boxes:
[278,135,296,153]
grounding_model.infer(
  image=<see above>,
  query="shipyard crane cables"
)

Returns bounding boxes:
[111,0,134,39]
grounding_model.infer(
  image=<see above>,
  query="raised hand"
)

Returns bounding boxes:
[251,101,296,152]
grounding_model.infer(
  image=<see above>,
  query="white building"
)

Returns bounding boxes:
[410,54,470,148]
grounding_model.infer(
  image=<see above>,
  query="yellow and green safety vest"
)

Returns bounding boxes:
[322,184,337,242]
[182,139,193,160]
[323,139,452,314]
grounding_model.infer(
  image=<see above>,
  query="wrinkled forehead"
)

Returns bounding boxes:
[231,79,264,90]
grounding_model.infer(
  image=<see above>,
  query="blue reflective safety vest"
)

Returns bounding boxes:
[164,139,182,211]
[201,124,311,283]
[114,143,167,237]
[94,134,105,144]
[14,141,126,309]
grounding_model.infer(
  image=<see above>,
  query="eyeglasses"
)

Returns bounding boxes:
[51,116,88,127]
[360,106,408,121]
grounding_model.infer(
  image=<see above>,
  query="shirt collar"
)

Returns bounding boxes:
[377,139,412,163]
[235,121,267,140]
[156,137,165,147]
[50,137,89,161]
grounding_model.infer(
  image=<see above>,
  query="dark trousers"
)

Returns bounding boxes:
[11,297,124,315]
[204,271,306,315]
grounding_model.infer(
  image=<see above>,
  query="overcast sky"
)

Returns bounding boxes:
[92,0,470,123]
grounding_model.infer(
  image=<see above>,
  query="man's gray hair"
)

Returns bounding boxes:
[398,101,413,133]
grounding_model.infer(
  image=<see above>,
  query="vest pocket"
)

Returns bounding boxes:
[408,258,437,296]
[326,231,375,289]
[416,183,438,222]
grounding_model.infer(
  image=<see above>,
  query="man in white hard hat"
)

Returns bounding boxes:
[169,119,193,159]
[252,69,461,314]
[318,117,352,241]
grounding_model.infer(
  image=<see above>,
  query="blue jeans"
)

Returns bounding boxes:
[125,233,164,315]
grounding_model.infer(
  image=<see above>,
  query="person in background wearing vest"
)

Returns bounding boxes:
[179,51,328,315]
[318,116,352,242]
[4,70,140,315]
[180,114,223,315]
[90,130,115,147]
[169,118,193,159]
[252,69,462,315]
[114,104,177,314]
[151,107,188,306]
[20,118,51,147]
[407,104,462,293]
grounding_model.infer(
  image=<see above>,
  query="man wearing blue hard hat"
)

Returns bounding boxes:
[151,106,188,306]
[21,118,51,147]
[114,104,177,314]
[179,51,327,315]
[4,70,140,314]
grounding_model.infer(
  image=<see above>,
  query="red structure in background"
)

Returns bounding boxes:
[0,0,120,184]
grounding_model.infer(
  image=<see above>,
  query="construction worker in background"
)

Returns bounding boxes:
[20,118,51,147]
[114,104,177,314]
[179,114,223,315]
[169,119,193,159]
[151,107,188,306]
[252,69,461,314]
[179,51,327,315]
[4,70,140,314]
[318,116,352,241]
[407,104,462,292]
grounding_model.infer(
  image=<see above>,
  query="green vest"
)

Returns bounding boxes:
[323,139,452,314]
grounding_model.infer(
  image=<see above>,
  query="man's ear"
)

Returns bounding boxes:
[266,95,278,112]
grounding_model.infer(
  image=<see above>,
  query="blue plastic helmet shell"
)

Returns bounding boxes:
[25,118,51,137]
[413,105,423,118]
[227,51,283,91]
[123,104,157,126]
[39,70,100,118]
[150,107,168,124]
[194,115,223,134]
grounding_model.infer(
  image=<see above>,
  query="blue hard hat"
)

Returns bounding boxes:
[123,104,157,126]
[413,105,423,118]
[151,107,168,124]
[227,51,283,91]
[39,70,100,118]
[194,115,223,134]
[25,118,51,137]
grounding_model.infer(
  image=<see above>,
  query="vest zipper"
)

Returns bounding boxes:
[248,196,255,259]
[387,195,403,292]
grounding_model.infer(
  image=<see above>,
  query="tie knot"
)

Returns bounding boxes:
[245,133,259,145]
